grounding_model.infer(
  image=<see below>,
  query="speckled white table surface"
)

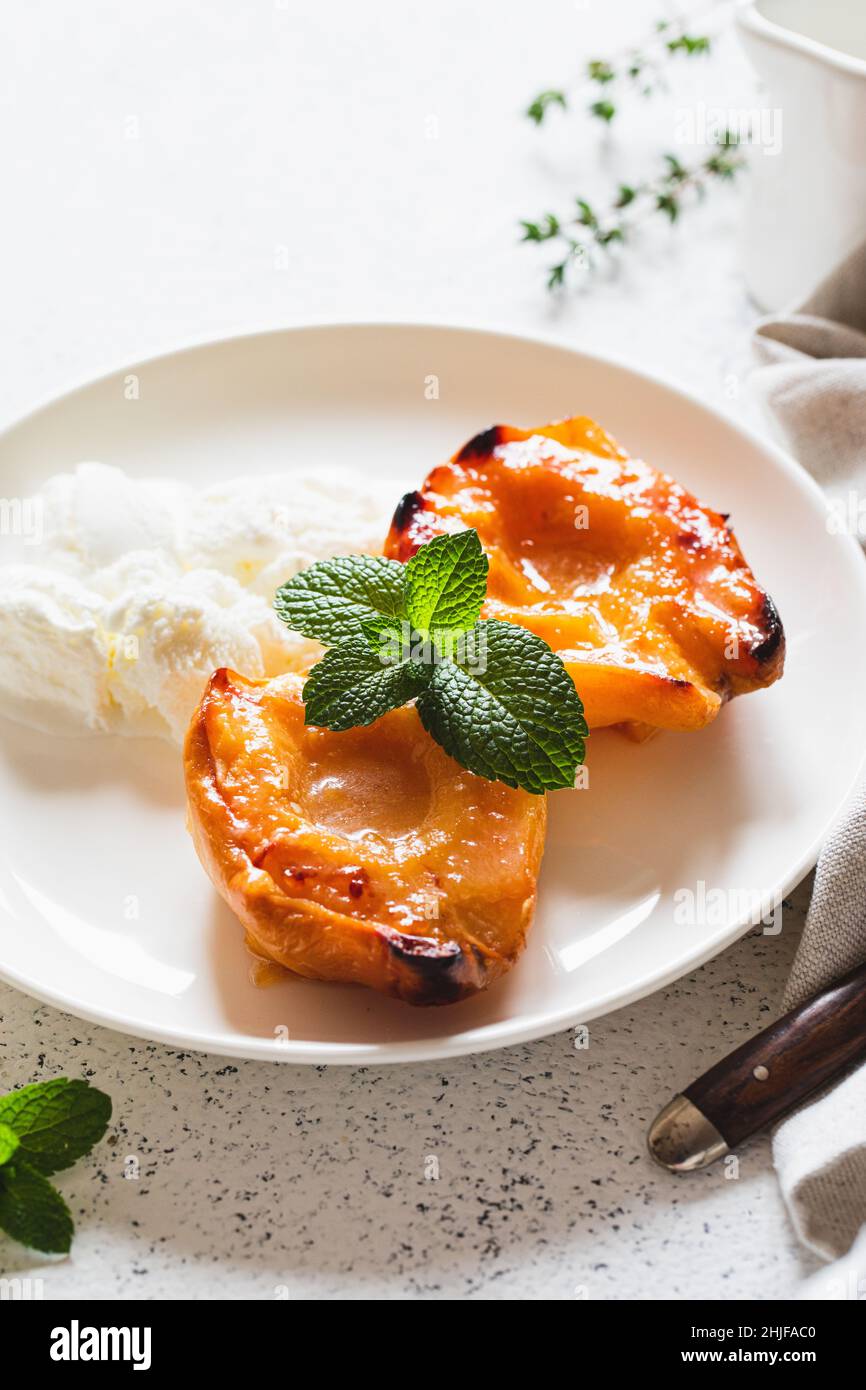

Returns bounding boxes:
[0,0,824,1299]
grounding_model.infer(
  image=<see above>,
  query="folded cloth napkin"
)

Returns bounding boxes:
[753,239,866,529]
[752,242,866,1264]
[799,1222,866,1300]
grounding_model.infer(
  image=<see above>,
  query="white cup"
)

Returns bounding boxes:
[736,0,866,310]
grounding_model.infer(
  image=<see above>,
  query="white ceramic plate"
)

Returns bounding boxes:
[2,324,865,1064]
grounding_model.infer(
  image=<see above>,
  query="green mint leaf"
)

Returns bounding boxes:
[0,1161,73,1255]
[415,620,587,793]
[0,1123,19,1167]
[404,529,488,637]
[0,1078,111,1176]
[303,635,429,731]
[274,555,407,646]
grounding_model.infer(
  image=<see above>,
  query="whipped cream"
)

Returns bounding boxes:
[0,462,397,741]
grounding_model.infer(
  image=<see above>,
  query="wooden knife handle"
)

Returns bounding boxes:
[684,959,866,1147]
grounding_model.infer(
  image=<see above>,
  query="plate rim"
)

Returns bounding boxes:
[2,318,865,1064]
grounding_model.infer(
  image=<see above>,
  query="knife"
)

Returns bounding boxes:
[648,959,866,1171]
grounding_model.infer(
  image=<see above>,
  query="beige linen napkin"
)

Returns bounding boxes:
[752,242,866,1265]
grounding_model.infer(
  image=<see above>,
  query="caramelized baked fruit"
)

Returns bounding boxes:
[184,668,547,1005]
[385,417,784,736]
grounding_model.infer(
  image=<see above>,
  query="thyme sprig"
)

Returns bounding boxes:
[526,13,717,126]
[520,136,745,291]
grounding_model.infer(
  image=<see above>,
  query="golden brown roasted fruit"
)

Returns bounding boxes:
[385,417,784,736]
[184,668,547,1005]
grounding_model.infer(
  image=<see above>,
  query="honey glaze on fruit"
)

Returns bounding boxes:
[385,417,784,736]
[245,938,289,988]
[184,668,547,1004]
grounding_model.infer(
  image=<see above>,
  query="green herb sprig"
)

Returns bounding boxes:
[526,14,714,127]
[0,1078,112,1255]
[274,530,587,794]
[521,135,745,291]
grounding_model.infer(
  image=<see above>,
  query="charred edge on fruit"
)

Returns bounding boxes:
[454,424,504,462]
[390,490,425,535]
[348,869,368,899]
[647,672,691,690]
[749,594,785,667]
[676,530,705,553]
[209,666,263,710]
[383,929,484,1004]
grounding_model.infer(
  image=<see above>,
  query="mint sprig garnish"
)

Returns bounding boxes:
[303,636,428,731]
[274,528,587,793]
[0,1078,112,1254]
[404,529,488,636]
[416,621,586,794]
[273,554,406,646]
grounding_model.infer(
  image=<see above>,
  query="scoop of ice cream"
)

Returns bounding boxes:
[0,565,111,734]
[183,470,395,596]
[0,462,396,741]
[39,462,191,571]
[100,557,315,740]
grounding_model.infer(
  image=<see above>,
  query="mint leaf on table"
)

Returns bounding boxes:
[0,1078,112,1256]
[0,1122,19,1167]
[274,555,407,645]
[416,621,587,793]
[404,529,489,636]
[0,1161,73,1255]
[0,1077,112,1176]
[303,635,429,731]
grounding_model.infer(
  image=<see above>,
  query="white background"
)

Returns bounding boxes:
[0,0,822,1298]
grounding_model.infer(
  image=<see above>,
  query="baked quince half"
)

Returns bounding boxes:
[385,417,784,736]
[184,668,547,1005]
